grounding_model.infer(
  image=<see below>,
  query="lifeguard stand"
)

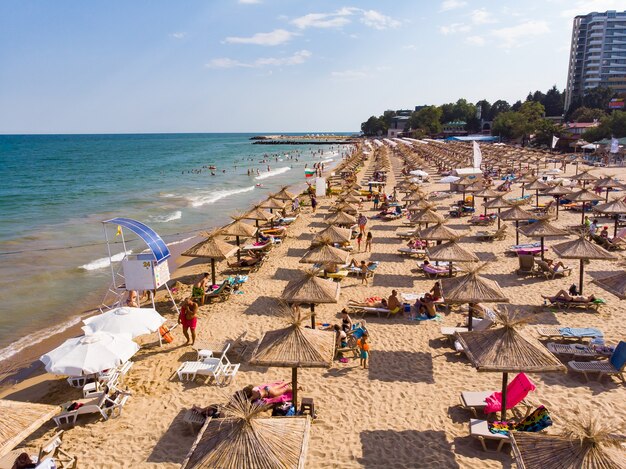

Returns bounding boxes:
[100,217,178,314]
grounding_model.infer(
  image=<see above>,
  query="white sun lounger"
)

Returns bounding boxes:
[441,318,493,338]
[469,419,510,452]
[397,247,426,257]
[53,390,131,427]
[546,342,598,357]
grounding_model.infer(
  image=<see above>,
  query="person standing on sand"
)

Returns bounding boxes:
[178,298,199,345]
[357,213,367,235]
[356,232,363,252]
[311,195,317,213]
[193,273,210,298]
[357,333,370,369]
[373,193,380,210]
[365,232,372,252]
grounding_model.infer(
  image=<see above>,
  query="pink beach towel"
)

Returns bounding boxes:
[257,381,293,405]
[484,373,536,414]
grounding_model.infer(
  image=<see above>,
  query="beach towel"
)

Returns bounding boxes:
[410,314,443,321]
[610,341,626,370]
[559,327,603,338]
[489,406,552,435]
[484,373,535,414]
[509,242,541,250]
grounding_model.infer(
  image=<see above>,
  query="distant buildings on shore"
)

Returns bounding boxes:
[565,10,626,110]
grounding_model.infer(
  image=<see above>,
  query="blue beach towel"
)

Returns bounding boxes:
[559,327,603,338]
[610,341,626,370]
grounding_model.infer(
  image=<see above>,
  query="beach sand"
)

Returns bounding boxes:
[2,144,625,468]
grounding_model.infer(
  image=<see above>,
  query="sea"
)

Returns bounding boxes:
[0,133,352,366]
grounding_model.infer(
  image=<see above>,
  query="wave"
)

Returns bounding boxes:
[255,166,291,181]
[187,185,255,208]
[149,210,182,223]
[160,193,176,198]
[321,158,334,164]
[167,236,196,247]
[0,314,85,363]
[79,250,132,271]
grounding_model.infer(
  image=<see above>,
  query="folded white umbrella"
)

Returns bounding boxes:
[82,306,165,338]
[410,170,429,177]
[440,175,460,183]
[40,332,139,376]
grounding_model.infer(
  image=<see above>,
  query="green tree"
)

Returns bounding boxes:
[381,110,396,129]
[361,116,385,136]
[475,99,492,120]
[492,111,527,139]
[489,100,511,120]
[570,106,607,123]
[511,100,523,112]
[582,110,626,141]
[542,85,564,117]
[407,106,443,135]
[533,119,560,147]
[582,86,616,110]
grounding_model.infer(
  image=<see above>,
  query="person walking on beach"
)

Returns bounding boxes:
[357,213,367,235]
[178,298,199,345]
[365,232,372,252]
[356,232,363,252]
[311,195,317,213]
[357,333,370,369]
[373,193,380,210]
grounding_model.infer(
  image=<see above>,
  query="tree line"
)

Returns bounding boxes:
[360,85,626,144]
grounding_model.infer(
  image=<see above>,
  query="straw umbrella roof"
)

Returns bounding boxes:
[455,177,474,187]
[517,174,537,183]
[312,225,352,245]
[410,208,445,225]
[299,243,349,265]
[402,191,427,202]
[518,219,568,238]
[274,186,297,201]
[182,234,239,260]
[441,266,509,304]
[464,180,484,192]
[570,170,598,183]
[499,204,534,221]
[244,206,275,222]
[594,176,622,189]
[281,271,340,304]
[326,210,357,226]
[0,399,59,457]
[456,312,565,373]
[552,237,617,261]
[543,184,573,196]
[524,179,550,191]
[473,188,501,198]
[426,240,478,263]
[222,219,258,238]
[594,198,626,215]
[406,200,431,212]
[260,197,287,210]
[181,396,311,469]
[592,271,626,299]
[337,194,360,205]
[418,223,464,241]
[568,189,603,203]
[485,197,511,209]
[331,202,358,214]
[510,418,626,469]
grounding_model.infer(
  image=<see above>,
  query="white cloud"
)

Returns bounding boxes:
[238,0,261,4]
[403,44,417,50]
[560,0,624,18]
[169,32,187,39]
[360,10,400,30]
[292,9,355,29]
[440,0,467,11]
[491,20,550,48]
[470,8,497,25]
[466,35,486,46]
[439,23,471,35]
[206,50,312,69]
[331,70,368,80]
[224,29,295,46]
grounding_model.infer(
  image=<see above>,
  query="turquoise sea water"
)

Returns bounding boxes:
[0,133,350,362]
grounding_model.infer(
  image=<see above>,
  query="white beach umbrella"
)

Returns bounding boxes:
[440,176,460,183]
[40,332,139,376]
[410,170,429,177]
[82,307,165,338]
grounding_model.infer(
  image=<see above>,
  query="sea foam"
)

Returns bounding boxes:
[187,185,256,208]
[80,250,132,271]
[255,166,291,181]
[149,210,182,223]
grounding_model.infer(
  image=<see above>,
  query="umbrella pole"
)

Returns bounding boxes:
[515,221,520,245]
[501,372,509,421]
[497,208,501,229]
[292,367,298,411]
[521,186,525,198]
[449,262,453,278]
[256,220,259,241]
[581,203,586,226]
[236,236,241,262]
[579,258,584,295]
[541,237,545,260]
[484,198,487,216]
[310,304,316,329]
[467,303,474,331]
[211,259,216,286]
[606,188,610,203]
[615,216,619,239]
[536,189,539,208]
[556,196,560,220]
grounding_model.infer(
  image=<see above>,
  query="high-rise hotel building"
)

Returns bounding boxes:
[564,10,626,110]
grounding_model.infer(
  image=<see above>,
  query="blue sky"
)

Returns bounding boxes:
[0,0,624,133]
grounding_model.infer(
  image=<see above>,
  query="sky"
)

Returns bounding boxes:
[0,0,624,134]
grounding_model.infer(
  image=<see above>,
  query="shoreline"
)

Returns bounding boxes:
[0,158,344,392]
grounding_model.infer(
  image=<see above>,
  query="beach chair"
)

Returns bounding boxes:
[568,341,626,382]
[546,342,599,358]
[37,430,77,469]
[536,326,604,339]
[53,389,131,427]
[469,214,496,226]
[397,247,426,258]
[547,298,606,312]
[515,255,539,276]
[460,373,535,418]
[183,411,211,432]
[396,229,417,239]
[420,264,456,278]
[347,304,391,318]
[441,317,493,339]
[204,280,232,303]
[475,225,507,242]
[534,259,572,279]
[469,419,510,452]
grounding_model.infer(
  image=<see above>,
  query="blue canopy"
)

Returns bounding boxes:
[103,217,170,264]
[445,136,499,142]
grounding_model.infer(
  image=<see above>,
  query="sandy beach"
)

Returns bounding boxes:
[2,142,625,468]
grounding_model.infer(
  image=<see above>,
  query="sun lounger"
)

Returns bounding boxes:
[546,342,599,358]
[476,226,507,241]
[177,344,240,385]
[420,264,457,278]
[53,389,131,426]
[396,230,417,239]
[536,326,603,339]
[546,298,606,312]
[469,419,510,452]
[469,215,496,226]
[36,430,77,469]
[347,261,379,278]
[515,254,540,276]
[242,240,272,252]
[441,318,493,338]
[568,341,626,382]
[460,373,535,418]
[322,270,349,281]
[534,259,572,279]
[204,280,232,303]
[397,247,426,258]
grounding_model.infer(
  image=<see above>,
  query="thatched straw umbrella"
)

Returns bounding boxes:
[426,239,478,277]
[510,415,626,469]
[409,207,444,227]
[592,270,626,299]
[281,270,340,329]
[594,176,622,202]
[441,264,509,330]
[182,232,239,286]
[337,194,361,205]
[517,175,536,198]
[568,189,603,225]
[499,204,535,245]
[593,198,626,237]
[456,311,565,420]
[473,187,501,215]
[330,202,358,215]
[260,197,287,212]
[571,170,598,188]
[524,179,550,208]
[326,210,357,227]
[299,242,349,266]
[244,206,275,240]
[312,226,352,246]
[485,196,511,229]
[552,236,617,294]
[181,393,311,469]
[406,199,430,212]
[0,399,59,458]
[518,218,568,260]
[222,218,257,262]
[543,184,573,220]
[418,223,464,244]
[274,186,297,201]
[251,304,336,406]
